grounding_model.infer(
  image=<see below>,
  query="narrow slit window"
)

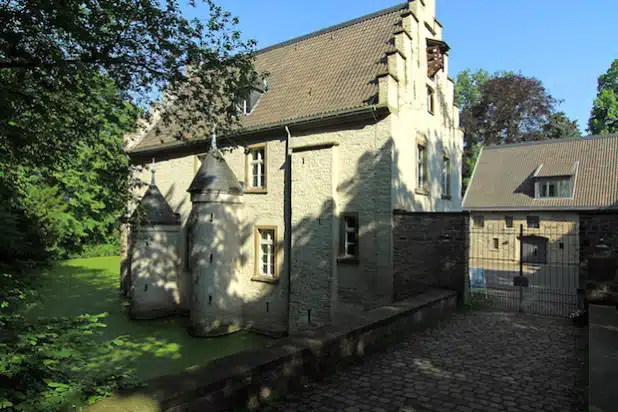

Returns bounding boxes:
[417,144,427,190]
[441,154,450,197]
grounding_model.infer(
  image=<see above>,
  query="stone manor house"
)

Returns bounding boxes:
[121,0,463,336]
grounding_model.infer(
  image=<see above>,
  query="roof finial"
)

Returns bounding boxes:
[210,125,217,151]
[151,158,156,186]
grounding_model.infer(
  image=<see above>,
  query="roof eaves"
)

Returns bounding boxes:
[255,2,408,55]
[464,205,618,212]
[482,133,618,151]
[127,103,390,156]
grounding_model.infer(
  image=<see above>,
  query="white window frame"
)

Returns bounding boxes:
[535,178,572,199]
[247,145,266,191]
[340,213,359,260]
[256,227,276,278]
[427,85,435,114]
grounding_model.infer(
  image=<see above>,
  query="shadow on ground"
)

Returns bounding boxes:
[25,256,271,382]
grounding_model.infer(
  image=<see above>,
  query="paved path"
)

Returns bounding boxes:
[589,305,618,412]
[263,310,586,412]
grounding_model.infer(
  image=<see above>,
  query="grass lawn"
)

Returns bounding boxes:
[24,256,271,382]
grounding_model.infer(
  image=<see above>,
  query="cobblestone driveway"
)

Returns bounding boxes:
[263,310,586,412]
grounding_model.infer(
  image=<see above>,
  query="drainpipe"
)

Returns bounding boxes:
[284,125,293,335]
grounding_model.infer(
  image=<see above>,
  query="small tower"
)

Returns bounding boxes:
[187,130,244,336]
[129,163,182,319]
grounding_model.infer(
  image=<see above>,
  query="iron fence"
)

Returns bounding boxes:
[468,223,582,318]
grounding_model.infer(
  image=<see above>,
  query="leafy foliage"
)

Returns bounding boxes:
[0,0,259,167]
[0,76,138,264]
[0,273,136,411]
[454,69,490,110]
[456,70,580,193]
[588,59,618,135]
[542,112,582,140]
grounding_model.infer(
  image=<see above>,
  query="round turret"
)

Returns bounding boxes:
[187,144,245,336]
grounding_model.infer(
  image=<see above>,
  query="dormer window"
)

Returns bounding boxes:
[235,79,268,115]
[426,39,450,78]
[535,178,573,199]
[533,162,577,199]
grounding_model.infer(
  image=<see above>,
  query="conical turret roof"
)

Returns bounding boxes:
[187,149,243,194]
[130,184,180,225]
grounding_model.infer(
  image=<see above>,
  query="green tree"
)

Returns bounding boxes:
[454,69,490,110]
[588,59,618,134]
[0,0,258,168]
[456,71,580,194]
[542,111,582,140]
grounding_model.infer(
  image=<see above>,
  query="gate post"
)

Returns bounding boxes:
[519,224,524,312]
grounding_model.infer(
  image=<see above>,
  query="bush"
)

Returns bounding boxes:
[69,244,120,259]
[0,273,135,411]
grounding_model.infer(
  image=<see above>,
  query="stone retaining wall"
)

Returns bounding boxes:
[393,211,468,302]
[87,289,457,412]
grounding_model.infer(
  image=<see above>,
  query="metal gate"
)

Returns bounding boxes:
[468,224,580,318]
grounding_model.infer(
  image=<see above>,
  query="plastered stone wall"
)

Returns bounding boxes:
[469,212,579,265]
[130,225,182,319]
[127,115,395,334]
[393,212,468,301]
[132,155,199,311]
[289,145,337,332]
[189,198,244,335]
[390,0,463,213]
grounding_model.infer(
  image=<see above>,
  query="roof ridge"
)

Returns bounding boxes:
[483,133,618,150]
[256,2,408,55]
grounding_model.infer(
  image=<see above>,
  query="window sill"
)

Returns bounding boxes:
[337,256,360,265]
[415,188,429,196]
[244,188,268,194]
[251,276,279,284]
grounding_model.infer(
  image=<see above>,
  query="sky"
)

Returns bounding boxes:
[192,0,618,133]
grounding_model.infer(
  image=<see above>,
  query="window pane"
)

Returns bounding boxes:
[345,215,357,229]
[540,183,547,197]
[346,243,357,257]
[558,179,571,197]
[548,182,557,197]
[505,216,513,228]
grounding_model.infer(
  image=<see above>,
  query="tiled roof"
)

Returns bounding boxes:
[534,162,578,177]
[187,148,243,194]
[131,185,180,225]
[133,3,406,151]
[463,134,618,211]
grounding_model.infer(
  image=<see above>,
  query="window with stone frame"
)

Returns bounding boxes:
[441,154,451,198]
[472,215,485,228]
[246,144,267,191]
[339,213,359,260]
[255,227,277,278]
[505,215,514,229]
[527,216,540,229]
[427,85,435,114]
[417,144,427,191]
